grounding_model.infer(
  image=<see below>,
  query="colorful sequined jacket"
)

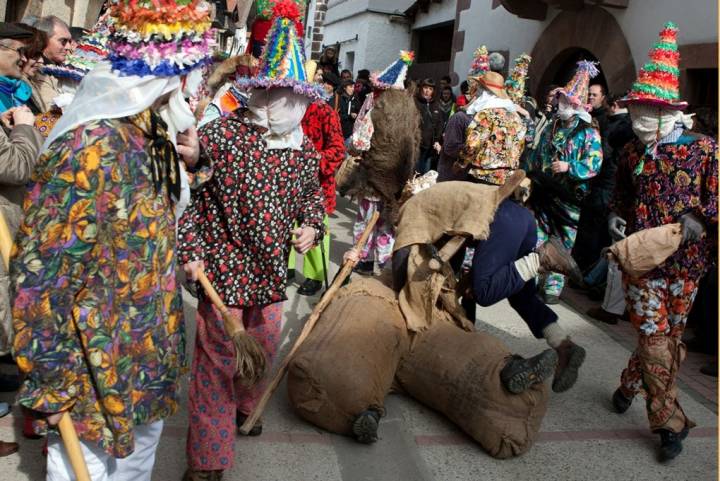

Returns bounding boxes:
[525,116,603,203]
[612,133,718,281]
[11,111,185,458]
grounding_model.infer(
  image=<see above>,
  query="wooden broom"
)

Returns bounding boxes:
[239,211,380,434]
[0,210,90,481]
[196,270,267,384]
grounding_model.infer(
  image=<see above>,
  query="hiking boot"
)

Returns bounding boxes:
[353,261,375,276]
[552,339,586,393]
[287,269,296,283]
[537,237,583,286]
[182,469,224,481]
[612,388,633,413]
[587,307,619,325]
[352,409,381,444]
[236,411,262,436]
[658,425,690,463]
[542,293,560,305]
[297,279,322,296]
[500,350,558,394]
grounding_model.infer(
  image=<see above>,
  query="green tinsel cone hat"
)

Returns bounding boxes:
[504,53,531,104]
[619,22,687,110]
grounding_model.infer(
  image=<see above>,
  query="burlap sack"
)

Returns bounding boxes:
[287,276,410,435]
[396,322,549,459]
[609,223,683,279]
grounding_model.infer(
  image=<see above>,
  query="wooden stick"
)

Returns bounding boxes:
[428,235,466,271]
[0,211,90,481]
[196,270,243,337]
[239,211,380,434]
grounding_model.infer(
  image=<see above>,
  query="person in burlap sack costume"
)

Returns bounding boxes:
[608,22,718,462]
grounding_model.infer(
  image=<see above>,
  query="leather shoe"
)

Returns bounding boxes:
[537,237,583,286]
[587,307,619,325]
[0,440,18,457]
[552,339,586,392]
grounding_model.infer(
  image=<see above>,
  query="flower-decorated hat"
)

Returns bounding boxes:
[467,45,489,79]
[42,12,112,82]
[235,0,323,100]
[558,60,600,110]
[370,51,415,90]
[106,0,215,77]
[504,53,531,104]
[619,22,687,110]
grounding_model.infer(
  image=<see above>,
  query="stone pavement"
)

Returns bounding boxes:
[1,196,717,480]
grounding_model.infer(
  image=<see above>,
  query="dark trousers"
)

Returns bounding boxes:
[416,147,436,175]
[470,200,558,338]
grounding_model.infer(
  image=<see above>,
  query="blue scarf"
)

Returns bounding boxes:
[0,76,32,112]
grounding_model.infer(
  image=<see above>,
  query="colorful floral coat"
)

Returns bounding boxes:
[179,114,325,307]
[612,133,718,281]
[458,108,527,185]
[11,111,185,458]
[525,116,603,202]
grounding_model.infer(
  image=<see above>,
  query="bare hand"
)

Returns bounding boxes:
[516,106,530,119]
[343,248,360,266]
[551,161,569,174]
[12,105,35,126]
[291,226,317,254]
[176,126,200,169]
[0,108,16,129]
[183,260,204,282]
[46,411,64,426]
[433,142,442,153]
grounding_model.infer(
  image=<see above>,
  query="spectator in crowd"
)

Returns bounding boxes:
[437,85,456,127]
[354,68,372,104]
[414,78,443,173]
[15,24,46,114]
[0,22,44,458]
[489,51,506,73]
[338,78,360,139]
[340,68,353,82]
[22,15,72,111]
[313,65,324,83]
[318,45,340,77]
[456,80,470,108]
[439,74,452,90]
[588,82,609,134]
[321,70,341,109]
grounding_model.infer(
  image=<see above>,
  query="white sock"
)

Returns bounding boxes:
[543,322,568,348]
[514,253,541,282]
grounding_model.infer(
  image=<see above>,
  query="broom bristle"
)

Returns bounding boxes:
[233,333,267,385]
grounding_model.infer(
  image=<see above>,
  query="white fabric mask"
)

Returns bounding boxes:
[466,89,516,115]
[629,104,694,146]
[247,88,310,150]
[557,95,591,124]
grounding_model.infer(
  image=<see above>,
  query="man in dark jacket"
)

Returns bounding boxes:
[338,79,359,139]
[414,78,443,174]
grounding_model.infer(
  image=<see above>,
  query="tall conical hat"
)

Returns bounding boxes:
[504,53,531,104]
[235,0,323,100]
[371,51,415,90]
[619,22,687,110]
[468,45,489,79]
[106,0,215,77]
[558,60,600,110]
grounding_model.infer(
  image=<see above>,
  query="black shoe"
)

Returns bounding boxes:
[352,409,381,444]
[236,411,262,436]
[700,361,718,377]
[297,279,322,296]
[587,307,619,325]
[658,425,690,462]
[501,350,558,394]
[353,261,374,276]
[612,387,633,414]
[0,373,20,393]
[287,269,296,283]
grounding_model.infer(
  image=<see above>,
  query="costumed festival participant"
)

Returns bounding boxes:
[195,53,257,128]
[287,173,558,458]
[0,22,44,459]
[10,0,212,478]
[523,60,604,304]
[178,3,325,479]
[246,0,305,58]
[608,22,717,462]
[338,51,420,275]
[288,59,346,296]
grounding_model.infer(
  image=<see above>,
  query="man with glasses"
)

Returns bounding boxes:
[0,22,44,459]
[21,15,72,112]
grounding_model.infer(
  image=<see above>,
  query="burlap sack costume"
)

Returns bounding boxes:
[608,223,683,279]
[288,172,550,458]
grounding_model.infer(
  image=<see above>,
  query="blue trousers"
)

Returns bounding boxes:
[471,200,558,339]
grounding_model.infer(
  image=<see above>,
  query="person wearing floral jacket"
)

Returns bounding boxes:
[524,61,603,304]
[607,22,718,462]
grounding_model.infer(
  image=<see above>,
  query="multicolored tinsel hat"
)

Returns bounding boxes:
[106,0,215,77]
[558,60,600,110]
[504,53,531,104]
[235,0,323,100]
[256,0,306,23]
[619,22,687,110]
[468,45,489,79]
[42,13,112,82]
[370,51,414,90]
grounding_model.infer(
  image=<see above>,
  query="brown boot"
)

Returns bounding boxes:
[537,237,583,286]
[552,339,586,393]
[182,469,224,481]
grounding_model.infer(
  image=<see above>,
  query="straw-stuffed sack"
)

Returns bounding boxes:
[608,223,683,279]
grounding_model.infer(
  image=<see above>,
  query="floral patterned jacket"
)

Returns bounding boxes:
[11,111,185,458]
[612,133,718,281]
[525,116,603,202]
